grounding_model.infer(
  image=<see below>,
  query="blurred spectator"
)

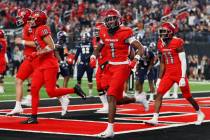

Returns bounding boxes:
[0,0,209,80]
[11,46,23,76]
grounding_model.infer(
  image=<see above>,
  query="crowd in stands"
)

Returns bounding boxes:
[0,0,210,80]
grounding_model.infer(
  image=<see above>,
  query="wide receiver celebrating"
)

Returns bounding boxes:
[90,9,145,138]
[7,8,37,115]
[145,22,205,125]
[21,10,86,124]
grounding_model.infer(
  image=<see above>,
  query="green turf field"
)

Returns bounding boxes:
[0,76,209,100]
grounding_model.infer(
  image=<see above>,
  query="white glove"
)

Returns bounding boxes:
[156,78,161,88]
[179,77,186,87]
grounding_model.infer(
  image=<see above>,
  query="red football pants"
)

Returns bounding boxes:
[157,73,192,99]
[107,64,130,101]
[31,68,75,115]
[16,57,39,81]
[95,65,109,91]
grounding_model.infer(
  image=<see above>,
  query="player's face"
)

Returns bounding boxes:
[29,17,36,27]
[105,16,119,29]
[158,28,172,40]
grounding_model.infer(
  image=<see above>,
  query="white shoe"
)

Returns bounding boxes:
[148,94,154,101]
[59,96,70,116]
[136,93,149,112]
[21,95,32,107]
[6,107,23,116]
[97,129,114,138]
[144,118,158,126]
[195,112,205,125]
[172,93,178,99]
[163,91,171,98]
[96,107,109,113]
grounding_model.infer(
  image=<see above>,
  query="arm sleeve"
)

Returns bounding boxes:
[178,52,187,78]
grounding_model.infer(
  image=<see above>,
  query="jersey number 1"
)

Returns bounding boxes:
[110,42,115,58]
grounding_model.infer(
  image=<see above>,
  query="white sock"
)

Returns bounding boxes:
[173,83,178,94]
[196,109,202,114]
[153,113,159,120]
[15,101,22,108]
[99,94,108,108]
[89,89,92,95]
[107,123,113,131]
[134,90,139,97]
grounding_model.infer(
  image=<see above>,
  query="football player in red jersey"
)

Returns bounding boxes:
[0,29,7,94]
[21,10,86,124]
[145,22,205,125]
[92,22,109,113]
[7,8,37,115]
[90,9,146,138]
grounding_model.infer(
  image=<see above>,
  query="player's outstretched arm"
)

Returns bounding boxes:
[15,37,36,47]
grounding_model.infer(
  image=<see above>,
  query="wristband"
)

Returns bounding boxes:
[134,54,141,61]
[21,40,25,46]
[45,45,52,51]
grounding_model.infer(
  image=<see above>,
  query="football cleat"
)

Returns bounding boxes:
[21,117,38,124]
[6,107,23,116]
[96,107,109,113]
[136,93,149,112]
[97,129,114,138]
[144,118,158,126]
[148,94,154,101]
[195,111,205,125]
[171,93,178,99]
[58,95,70,116]
[21,95,32,107]
[74,84,86,100]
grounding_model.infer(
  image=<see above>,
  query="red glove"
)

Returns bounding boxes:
[89,55,96,68]
[129,60,137,69]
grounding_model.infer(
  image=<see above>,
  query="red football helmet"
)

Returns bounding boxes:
[158,22,176,39]
[0,29,5,38]
[16,8,32,27]
[30,10,47,27]
[104,9,121,29]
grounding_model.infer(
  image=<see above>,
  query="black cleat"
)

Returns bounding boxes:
[21,116,38,124]
[74,84,86,100]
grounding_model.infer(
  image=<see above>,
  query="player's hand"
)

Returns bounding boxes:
[89,55,96,68]
[156,78,161,88]
[179,77,186,87]
[129,59,137,69]
[15,37,24,45]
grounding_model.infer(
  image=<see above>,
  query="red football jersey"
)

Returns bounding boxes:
[22,23,36,56]
[99,26,133,62]
[157,37,184,74]
[92,24,109,65]
[0,38,7,65]
[34,25,58,69]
